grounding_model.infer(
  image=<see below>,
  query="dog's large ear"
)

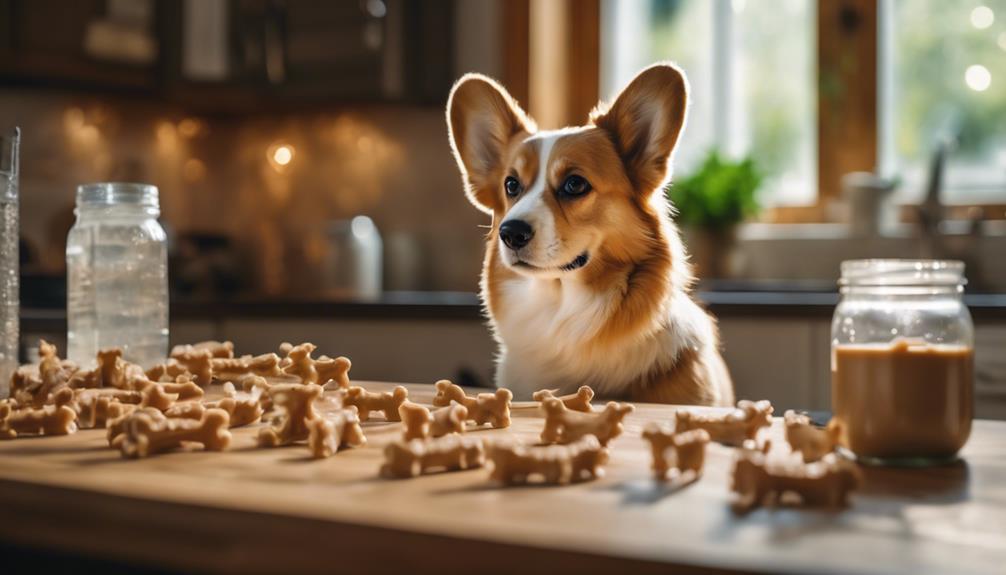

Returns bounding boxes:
[591,63,689,196]
[447,74,534,214]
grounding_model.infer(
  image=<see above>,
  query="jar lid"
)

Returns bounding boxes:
[77,182,159,208]
[839,259,966,287]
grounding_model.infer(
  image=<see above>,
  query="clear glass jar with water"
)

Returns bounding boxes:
[0,128,19,398]
[67,183,168,368]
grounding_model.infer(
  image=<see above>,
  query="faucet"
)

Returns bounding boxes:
[916,137,952,258]
[915,136,986,287]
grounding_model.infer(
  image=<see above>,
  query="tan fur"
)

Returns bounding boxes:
[447,65,734,406]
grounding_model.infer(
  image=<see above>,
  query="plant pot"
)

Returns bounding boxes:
[683,226,738,280]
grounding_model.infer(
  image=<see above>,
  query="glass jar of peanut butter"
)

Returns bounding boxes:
[831,259,973,466]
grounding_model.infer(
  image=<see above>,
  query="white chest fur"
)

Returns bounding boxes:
[491,276,709,399]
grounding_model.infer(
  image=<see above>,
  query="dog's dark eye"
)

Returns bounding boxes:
[504,176,522,198]
[560,175,592,197]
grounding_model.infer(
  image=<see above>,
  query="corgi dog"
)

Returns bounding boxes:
[446,63,734,406]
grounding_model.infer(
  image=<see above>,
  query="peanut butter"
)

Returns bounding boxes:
[832,339,973,461]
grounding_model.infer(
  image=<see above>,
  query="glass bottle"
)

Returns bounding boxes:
[67,183,168,368]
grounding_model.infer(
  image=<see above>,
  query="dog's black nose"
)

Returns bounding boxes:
[499,219,534,250]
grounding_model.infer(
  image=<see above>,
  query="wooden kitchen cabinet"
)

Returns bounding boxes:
[0,0,160,92]
[0,0,455,111]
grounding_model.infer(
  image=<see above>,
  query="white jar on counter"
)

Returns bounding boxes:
[66,183,168,368]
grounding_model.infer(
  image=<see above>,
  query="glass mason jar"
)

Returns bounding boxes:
[831,259,974,466]
[66,183,168,368]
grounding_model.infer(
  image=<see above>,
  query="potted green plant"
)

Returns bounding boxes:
[667,150,762,278]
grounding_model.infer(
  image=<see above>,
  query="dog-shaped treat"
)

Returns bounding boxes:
[400,401,469,441]
[432,380,512,428]
[784,410,841,462]
[211,353,285,380]
[641,424,710,480]
[488,435,608,486]
[258,384,324,447]
[675,400,773,447]
[532,386,594,413]
[446,64,734,406]
[341,386,409,422]
[731,446,861,514]
[144,359,191,383]
[307,407,366,459]
[381,435,485,479]
[316,356,352,389]
[540,398,634,446]
[171,347,214,387]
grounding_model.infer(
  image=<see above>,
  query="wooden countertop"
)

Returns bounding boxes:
[0,381,1003,575]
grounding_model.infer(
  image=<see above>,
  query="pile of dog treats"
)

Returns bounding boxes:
[0,340,860,513]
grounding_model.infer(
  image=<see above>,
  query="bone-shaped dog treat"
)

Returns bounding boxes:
[106,405,157,447]
[784,410,841,462]
[488,434,608,486]
[540,398,634,446]
[532,386,594,413]
[730,447,860,513]
[432,381,512,428]
[118,408,232,458]
[164,402,206,420]
[171,340,235,360]
[315,355,352,389]
[75,387,143,405]
[342,386,408,422]
[381,435,486,479]
[106,405,202,447]
[307,407,366,458]
[211,353,285,379]
[163,377,204,400]
[145,360,190,383]
[139,384,178,411]
[641,424,711,480]
[675,400,774,447]
[129,375,204,401]
[0,403,78,438]
[172,348,213,387]
[205,384,263,428]
[257,384,324,447]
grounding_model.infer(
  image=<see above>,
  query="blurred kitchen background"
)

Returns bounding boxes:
[3,0,1005,416]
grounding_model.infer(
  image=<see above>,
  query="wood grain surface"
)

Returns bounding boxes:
[0,381,1003,575]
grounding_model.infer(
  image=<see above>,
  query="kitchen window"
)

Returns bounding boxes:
[601,0,1006,213]
[601,0,817,207]
[881,0,1006,205]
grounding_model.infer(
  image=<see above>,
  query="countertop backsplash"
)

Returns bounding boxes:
[1,89,486,294]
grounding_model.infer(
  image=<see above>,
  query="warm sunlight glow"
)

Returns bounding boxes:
[970,6,994,29]
[965,64,992,91]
